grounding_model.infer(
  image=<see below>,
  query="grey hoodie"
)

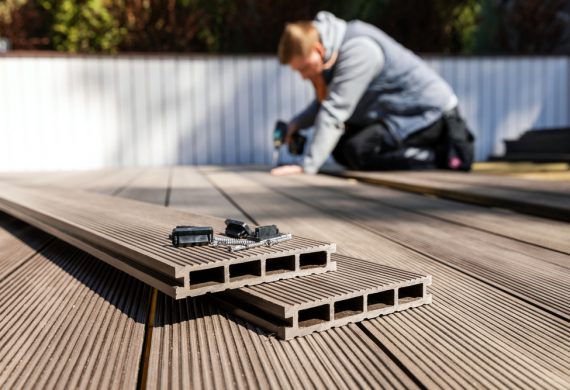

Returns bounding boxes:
[293,12,457,174]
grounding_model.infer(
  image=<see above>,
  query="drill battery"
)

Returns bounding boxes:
[273,120,306,156]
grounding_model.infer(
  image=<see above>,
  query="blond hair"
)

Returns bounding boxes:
[278,21,320,64]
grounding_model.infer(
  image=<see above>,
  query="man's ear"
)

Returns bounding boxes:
[314,41,326,60]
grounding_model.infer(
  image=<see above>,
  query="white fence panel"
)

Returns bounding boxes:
[433,57,570,159]
[0,55,568,171]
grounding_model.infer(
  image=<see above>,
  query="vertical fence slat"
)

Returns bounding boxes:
[191,59,207,165]
[250,59,266,165]
[177,58,192,165]
[219,58,235,165]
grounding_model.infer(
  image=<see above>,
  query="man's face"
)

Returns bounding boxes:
[290,43,325,80]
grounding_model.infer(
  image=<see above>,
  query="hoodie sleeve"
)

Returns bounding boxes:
[302,37,384,174]
[291,99,320,130]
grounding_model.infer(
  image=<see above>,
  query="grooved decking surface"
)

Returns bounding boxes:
[324,169,570,221]
[0,234,150,390]
[1,166,569,389]
[0,184,336,298]
[216,254,431,339]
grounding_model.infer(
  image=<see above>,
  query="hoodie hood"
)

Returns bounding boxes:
[312,11,347,62]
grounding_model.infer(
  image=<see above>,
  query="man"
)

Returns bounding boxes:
[271,11,474,176]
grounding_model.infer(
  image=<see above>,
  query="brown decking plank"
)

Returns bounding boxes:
[324,169,570,222]
[132,166,420,390]
[81,168,144,195]
[244,170,570,318]
[147,295,418,390]
[169,166,248,220]
[115,167,171,205]
[506,171,570,181]
[202,168,570,389]
[0,213,53,281]
[0,169,152,389]
[472,162,570,174]
[0,238,150,390]
[412,170,570,193]
[0,183,336,298]
[0,171,83,187]
[215,254,432,339]
[299,172,570,255]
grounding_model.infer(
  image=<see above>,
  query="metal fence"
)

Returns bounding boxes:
[0,54,568,171]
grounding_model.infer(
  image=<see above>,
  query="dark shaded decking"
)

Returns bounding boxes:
[0,166,569,389]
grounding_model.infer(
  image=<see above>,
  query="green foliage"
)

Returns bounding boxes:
[0,0,28,24]
[0,0,566,54]
[40,0,125,53]
[449,1,482,53]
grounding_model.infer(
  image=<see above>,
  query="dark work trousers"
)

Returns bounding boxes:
[332,110,472,171]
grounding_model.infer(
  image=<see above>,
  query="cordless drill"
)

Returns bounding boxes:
[273,120,306,160]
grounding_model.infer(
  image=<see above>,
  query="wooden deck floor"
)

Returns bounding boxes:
[0,166,569,389]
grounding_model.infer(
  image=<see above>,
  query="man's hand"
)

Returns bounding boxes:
[270,165,304,176]
[284,122,299,145]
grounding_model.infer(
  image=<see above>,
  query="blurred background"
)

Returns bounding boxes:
[0,0,569,170]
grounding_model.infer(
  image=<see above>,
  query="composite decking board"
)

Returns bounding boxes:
[216,254,432,339]
[203,168,570,388]
[0,238,150,390]
[6,169,145,196]
[0,171,81,186]
[295,172,570,256]
[80,168,145,195]
[242,170,570,319]
[324,169,570,222]
[0,213,54,281]
[37,170,121,190]
[0,170,151,390]
[169,166,249,220]
[123,167,420,390]
[472,162,570,174]
[146,295,419,390]
[503,171,570,181]
[406,170,570,193]
[115,167,171,205]
[43,169,144,195]
[0,183,336,298]
[231,255,428,309]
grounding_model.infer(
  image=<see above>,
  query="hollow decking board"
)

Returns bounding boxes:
[215,254,432,339]
[203,168,570,389]
[292,171,570,256]
[115,167,421,390]
[212,170,570,320]
[0,184,336,299]
[324,169,570,222]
